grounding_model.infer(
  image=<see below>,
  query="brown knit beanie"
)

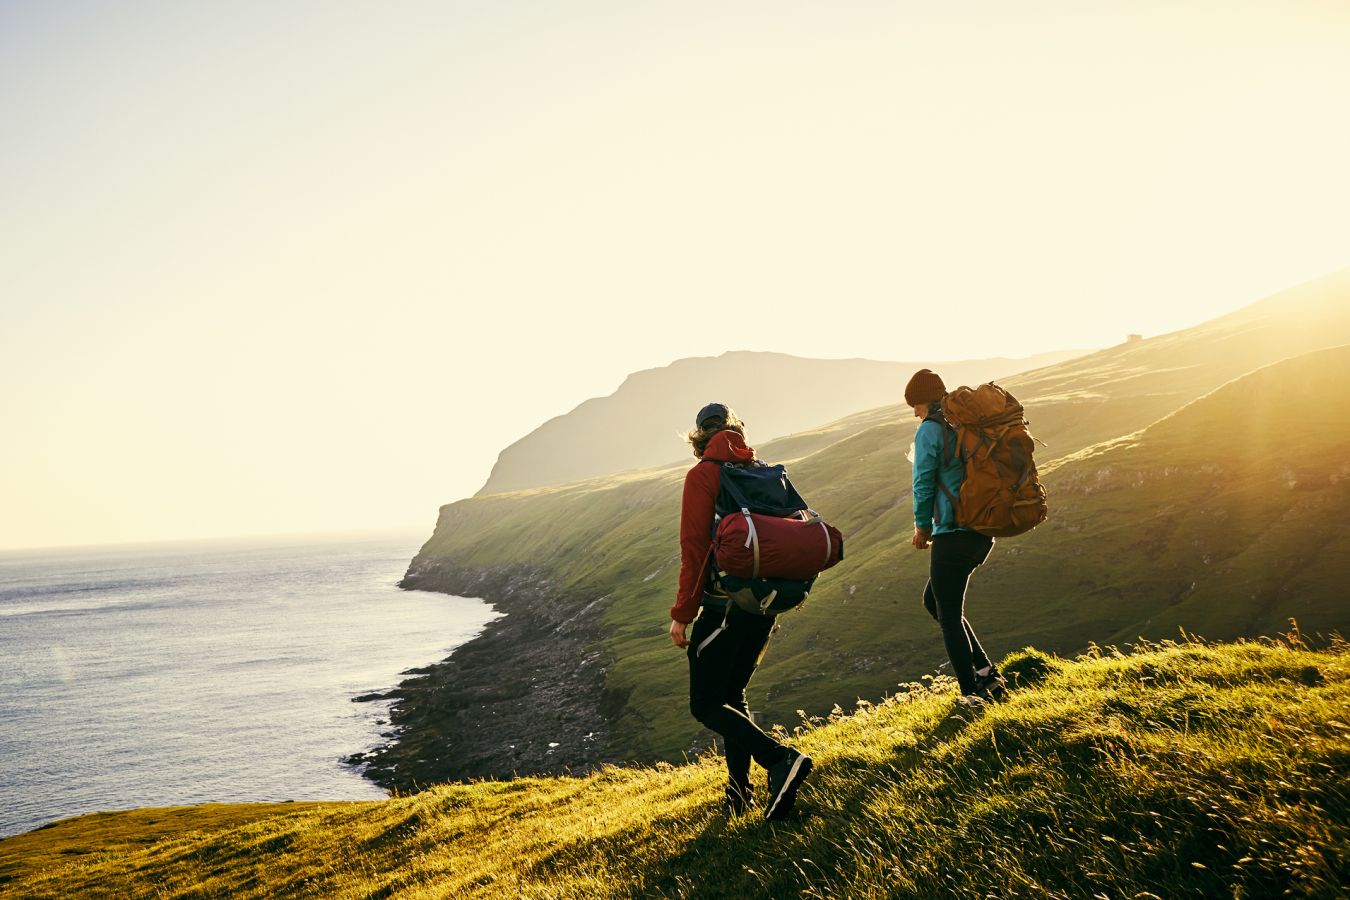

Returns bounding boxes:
[904,369,946,407]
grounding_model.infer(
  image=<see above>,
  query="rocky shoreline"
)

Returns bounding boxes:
[344,558,622,792]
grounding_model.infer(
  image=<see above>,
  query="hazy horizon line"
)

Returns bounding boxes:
[0,524,433,557]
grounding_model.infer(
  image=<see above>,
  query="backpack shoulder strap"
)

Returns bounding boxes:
[941,421,958,463]
[937,478,959,509]
[928,417,961,518]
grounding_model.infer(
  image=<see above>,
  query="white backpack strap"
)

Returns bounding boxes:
[695,599,733,657]
[741,508,761,580]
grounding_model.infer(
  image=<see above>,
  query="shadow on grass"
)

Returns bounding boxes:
[516,699,985,899]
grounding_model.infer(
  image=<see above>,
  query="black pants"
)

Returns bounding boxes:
[923,530,995,695]
[687,605,785,792]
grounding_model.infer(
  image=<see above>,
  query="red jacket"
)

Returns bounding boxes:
[670,429,756,623]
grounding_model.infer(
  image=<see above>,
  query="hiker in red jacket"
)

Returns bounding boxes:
[668,403,812,820]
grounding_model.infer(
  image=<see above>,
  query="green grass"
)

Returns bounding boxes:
[4,638,1347,898]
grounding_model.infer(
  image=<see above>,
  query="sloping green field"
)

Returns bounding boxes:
[408,293,1350,765]
[3,639,1346,898]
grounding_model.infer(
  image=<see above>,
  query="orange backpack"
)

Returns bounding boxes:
[939,384,1048,538]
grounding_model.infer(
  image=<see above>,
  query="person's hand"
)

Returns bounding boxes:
[669,618,689,648]
[911,527,932,550]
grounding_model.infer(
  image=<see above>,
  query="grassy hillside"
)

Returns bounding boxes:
[995,267,1350,457]
[1035,342,1350,642]
[477,349,1087,495]
[396,327,1350,780]
[4,639,1346,898]
[647,343,1350,756]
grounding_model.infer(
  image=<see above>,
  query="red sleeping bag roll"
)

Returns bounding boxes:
[712,510,844,581]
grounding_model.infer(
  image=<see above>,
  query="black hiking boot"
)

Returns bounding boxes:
[764,748,812,821]
[724,782,755,817]
[974,668,1008,702]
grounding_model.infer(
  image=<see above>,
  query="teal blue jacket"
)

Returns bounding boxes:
[912,415,965,535]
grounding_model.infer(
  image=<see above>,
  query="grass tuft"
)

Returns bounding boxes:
[999,647,1062,688]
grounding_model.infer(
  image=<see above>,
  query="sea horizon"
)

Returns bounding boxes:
[0,524,434,558]
[0,531,498,838]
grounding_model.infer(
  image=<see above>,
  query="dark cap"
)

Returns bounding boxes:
[904,369,946,407]
[695,402,730,428]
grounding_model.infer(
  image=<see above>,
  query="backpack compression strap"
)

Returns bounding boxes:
[742,510,761,579]
[797,508,833,569]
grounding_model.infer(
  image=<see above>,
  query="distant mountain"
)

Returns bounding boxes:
[382,267,1350,789]
[476,349,1089,496]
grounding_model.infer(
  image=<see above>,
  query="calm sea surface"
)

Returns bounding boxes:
[0,532,498,838]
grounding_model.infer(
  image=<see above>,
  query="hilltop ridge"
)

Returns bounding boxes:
[476,349,1088,496]
[1002,265,1350,456]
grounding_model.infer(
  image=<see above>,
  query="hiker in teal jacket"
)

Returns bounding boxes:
[906,369,1007,701]
[911,403,964,538]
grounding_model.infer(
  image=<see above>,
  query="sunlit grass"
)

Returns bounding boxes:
[3,636,1346,898]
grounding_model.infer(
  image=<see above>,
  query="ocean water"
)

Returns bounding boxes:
[0,532,499,838]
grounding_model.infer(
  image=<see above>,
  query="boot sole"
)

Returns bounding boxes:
[765,755,813,821]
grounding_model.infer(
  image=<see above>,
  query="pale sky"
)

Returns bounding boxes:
[3,1,1349,550]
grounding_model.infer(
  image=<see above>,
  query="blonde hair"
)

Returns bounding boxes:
[685,412,746,458]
